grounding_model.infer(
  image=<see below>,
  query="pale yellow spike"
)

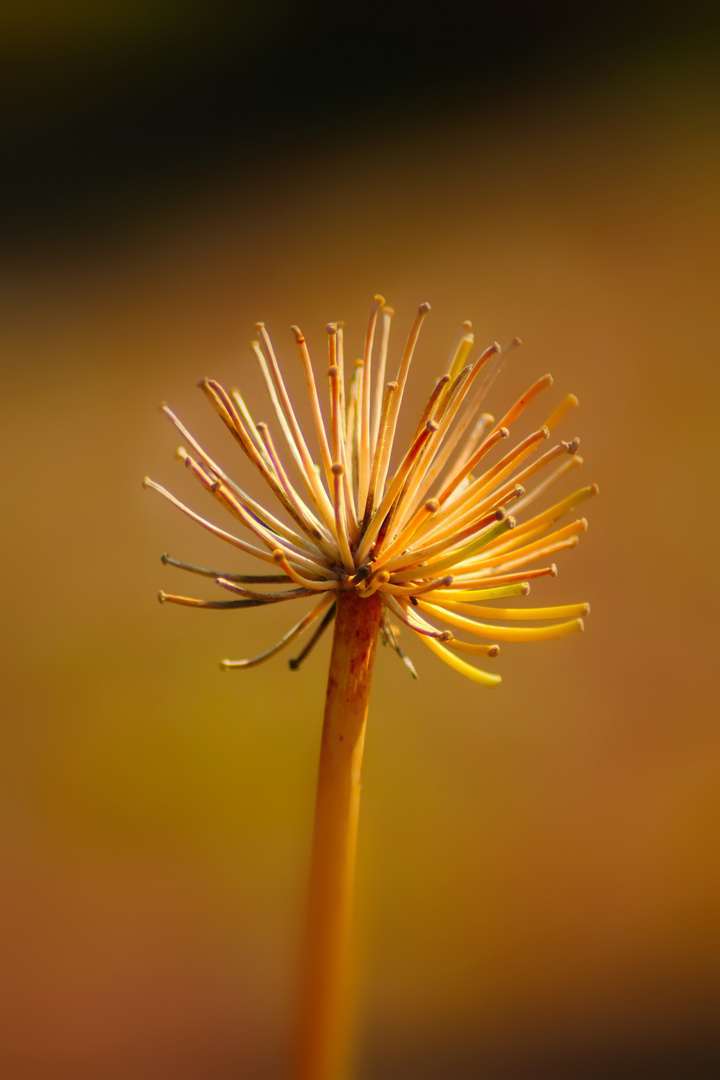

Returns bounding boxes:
[446,319,473,378]
[465,518,588,572]
[471,537,578,576]
[445,639,501,657]
[371,305,393,447]
[418,634,502,686]
[383,506,510,578]
[251,340,304,471]
[364,381,397,524]
[230,389,275,470]
[391,513,515,580]
[449,565,557,588]
[331,464,355,571]
[358,295,384,516]
[414,481,524,553]
[291,325,334,488]
[545,393,579,432]
[484,484,599,554]
[420,583,529,602]
[417,600,585,642]
[512,453,583,516]
[448,331,474,383]
[427,598,590,620]
[369,302,432,517]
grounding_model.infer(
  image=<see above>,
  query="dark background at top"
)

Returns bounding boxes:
[3,1,718,242]
[2,4,719,1079]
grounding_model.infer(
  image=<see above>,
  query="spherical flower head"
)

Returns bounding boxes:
[145,297,595,685]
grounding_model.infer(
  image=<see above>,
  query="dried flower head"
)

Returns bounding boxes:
[145,297,595,685]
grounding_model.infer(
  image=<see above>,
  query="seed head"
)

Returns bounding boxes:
[145,297,595,685]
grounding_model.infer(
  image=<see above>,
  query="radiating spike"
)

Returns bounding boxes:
[418,635,502,686]
[545,393,579,432]
[364,381,398,527]
[417,600,585,642]
[357,295,384,515]
[291,325,334,488]
[160,553,292,583]
[383,594,453,641]
[272,550,341,591]
[144,477,277,564]
[368,302,432,518]
[289,602,337,670]
[423,597,590,620]
[158,591,279,610]
[489,373,554,436]
[221,593,336,669]
[371,305,393,447]
[355,419,439,564]
[215,579,313,603]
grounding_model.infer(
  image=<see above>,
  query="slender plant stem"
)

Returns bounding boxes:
[294,589,384,1080]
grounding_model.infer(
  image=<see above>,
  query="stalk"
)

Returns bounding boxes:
[294,589,384,1080]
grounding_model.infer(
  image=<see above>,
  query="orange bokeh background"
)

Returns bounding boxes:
[1,6,718,1078]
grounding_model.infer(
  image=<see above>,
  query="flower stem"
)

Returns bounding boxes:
[295,589,384,1080]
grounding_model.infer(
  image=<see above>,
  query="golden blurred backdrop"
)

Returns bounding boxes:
[1,3,719,1077]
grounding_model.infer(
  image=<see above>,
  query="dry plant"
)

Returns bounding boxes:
[145,295,595,1080]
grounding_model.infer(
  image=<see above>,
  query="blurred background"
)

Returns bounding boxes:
[1,2,719,1077]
